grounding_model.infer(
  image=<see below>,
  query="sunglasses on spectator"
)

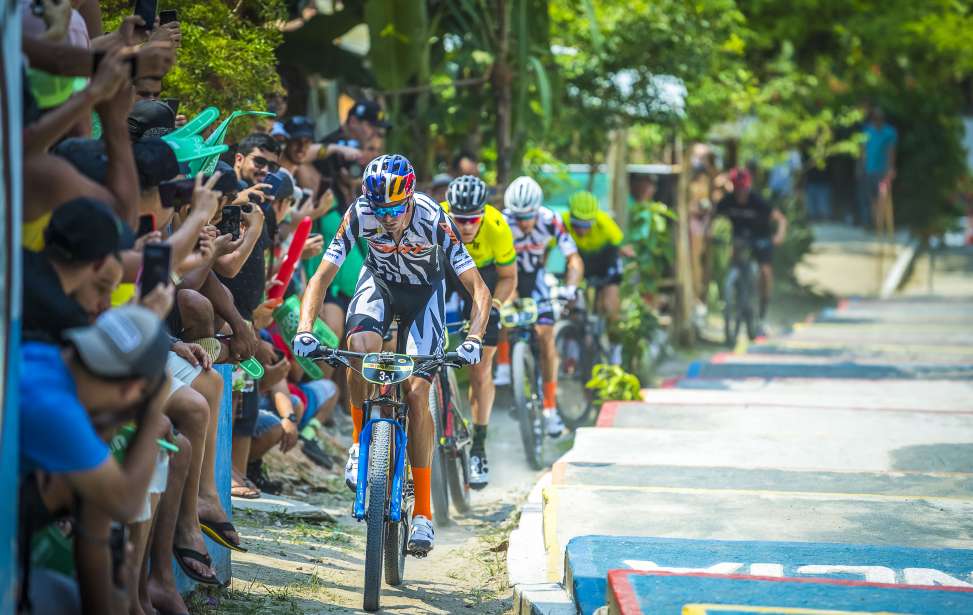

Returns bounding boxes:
[454,214,484,225]
[249,155,280,173]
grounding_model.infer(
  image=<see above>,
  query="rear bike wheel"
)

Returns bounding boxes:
[512,339,543,470]
[384,466,410,586]
[445,368,471,512]
[554,320,593,430]
[363,421,392,612]
[428,376,451,526]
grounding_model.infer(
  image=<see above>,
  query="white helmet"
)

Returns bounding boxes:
[504,176,543,217]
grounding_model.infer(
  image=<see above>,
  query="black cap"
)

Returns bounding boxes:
[133,138,181,189]
[347,99,390,128]
[128,99,176,141]
[283,116,315,140]
[44,197,132,263]
[54,137,180,191]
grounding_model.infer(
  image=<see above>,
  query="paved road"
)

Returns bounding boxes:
[509,291,973,615]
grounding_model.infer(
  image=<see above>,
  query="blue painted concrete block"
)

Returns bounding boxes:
[606,570,973,614]
[566,536,973,615]
[175,363,233,592]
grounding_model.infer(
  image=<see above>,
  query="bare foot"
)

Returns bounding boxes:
[197,491,241,546]
[148,574,189,615]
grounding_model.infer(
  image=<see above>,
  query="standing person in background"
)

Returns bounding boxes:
[858,107,897,228]
[452,151,480,177]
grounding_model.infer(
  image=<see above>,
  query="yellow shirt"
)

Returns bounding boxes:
[563,210,624,254]
[23,213,51,252]
[441,203,516,269]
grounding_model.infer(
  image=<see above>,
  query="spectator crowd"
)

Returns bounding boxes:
[14,4,418,614]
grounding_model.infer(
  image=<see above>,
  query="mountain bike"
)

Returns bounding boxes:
[723,235,765,347]
[552,291,605,429]
[429,321,472,525]
[314,346,461,612]
[501,298,547,470]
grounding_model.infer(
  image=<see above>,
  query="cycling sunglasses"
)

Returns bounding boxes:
[372,201,410,219]
[513,213,536,221]
[571,217,595,228]
[453,213,484,225]
[249,155,280,173]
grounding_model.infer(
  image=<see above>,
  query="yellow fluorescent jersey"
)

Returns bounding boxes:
[23,212,52,252]
[563,210,624,253]
[441,203,517,269]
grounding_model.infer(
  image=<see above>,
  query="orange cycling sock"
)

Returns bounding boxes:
[351,405,364,444]
[543,381,557,410]
[412,466,432,519]
[497,340,510,365]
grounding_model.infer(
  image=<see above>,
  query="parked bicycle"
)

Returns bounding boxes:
[313,345,461,612]
[429,321,472,525]
[723,234,766,346]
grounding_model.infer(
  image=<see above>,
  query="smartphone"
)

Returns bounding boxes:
[159,8,177,24]
[163,97,180,116]
[217,205,242,240]
[139,243,171,299]
[133,0,157,30]
[262,173,283,199]
[137,214,156,237]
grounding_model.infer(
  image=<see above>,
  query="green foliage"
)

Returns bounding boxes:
[616,199,675,374]
[103,0,285,133]
[585,364,642,403]
[771,194,815,286]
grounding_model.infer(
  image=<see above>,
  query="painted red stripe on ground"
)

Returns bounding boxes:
[634,397,973,415]
[596,401,622,427]
[660,377,681,389]
[607,566,644,615]
[609,569,973,592]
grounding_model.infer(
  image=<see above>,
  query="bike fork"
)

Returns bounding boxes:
[354,416,409,522]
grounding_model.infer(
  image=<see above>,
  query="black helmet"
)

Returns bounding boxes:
[445,175,488,214]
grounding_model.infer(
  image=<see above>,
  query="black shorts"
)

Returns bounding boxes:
[324,286,351,312]
[446,265,500,346]
[233,389,260,437]
[735,236,773,265]
[345,269,446,380]
[581,246,623,288]
[516,269,555,326]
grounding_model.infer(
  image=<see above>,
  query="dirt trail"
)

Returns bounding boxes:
[192,398,550,614]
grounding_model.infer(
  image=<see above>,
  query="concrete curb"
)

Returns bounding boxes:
[509,473,578,614]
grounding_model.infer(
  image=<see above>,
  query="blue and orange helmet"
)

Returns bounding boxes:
[362,154,416,205]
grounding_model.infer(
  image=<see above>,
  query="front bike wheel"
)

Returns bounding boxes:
[512,340,543,470]
[428,376,451,526]
[743,263,759,340]
[723,268,740,348]
[554,320,593,430]
[384,468,410,586]
[363,421,392,612]
[445,368,472,512]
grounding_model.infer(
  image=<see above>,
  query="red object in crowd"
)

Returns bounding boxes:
[268,216,312,300]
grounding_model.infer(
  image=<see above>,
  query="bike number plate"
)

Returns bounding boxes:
[362,353,414,385]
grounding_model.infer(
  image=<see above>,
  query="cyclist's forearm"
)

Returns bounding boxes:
[566,254,584,287]
[458,268,491,340]
[299,260,339,332]
[494,264,517,305]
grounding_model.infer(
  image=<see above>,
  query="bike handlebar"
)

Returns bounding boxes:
[309,347,465,369]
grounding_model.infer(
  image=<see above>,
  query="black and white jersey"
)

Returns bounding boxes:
[505,206,578,274]
[324,192,476,285]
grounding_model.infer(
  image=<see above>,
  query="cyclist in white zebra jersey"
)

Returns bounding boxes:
[498,176,583,437]
[294,155,491,555]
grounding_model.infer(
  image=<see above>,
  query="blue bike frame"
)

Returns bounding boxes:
[354,416,409,522]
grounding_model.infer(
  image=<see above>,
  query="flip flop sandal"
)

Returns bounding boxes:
[173,547,220,586]
[200,519,247,553]
[192,337,223,364]
[230,483,260,499]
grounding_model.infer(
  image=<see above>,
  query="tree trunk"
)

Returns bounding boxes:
[606,128,629,229]
[673,135,697,346]
[493,0,513,186]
